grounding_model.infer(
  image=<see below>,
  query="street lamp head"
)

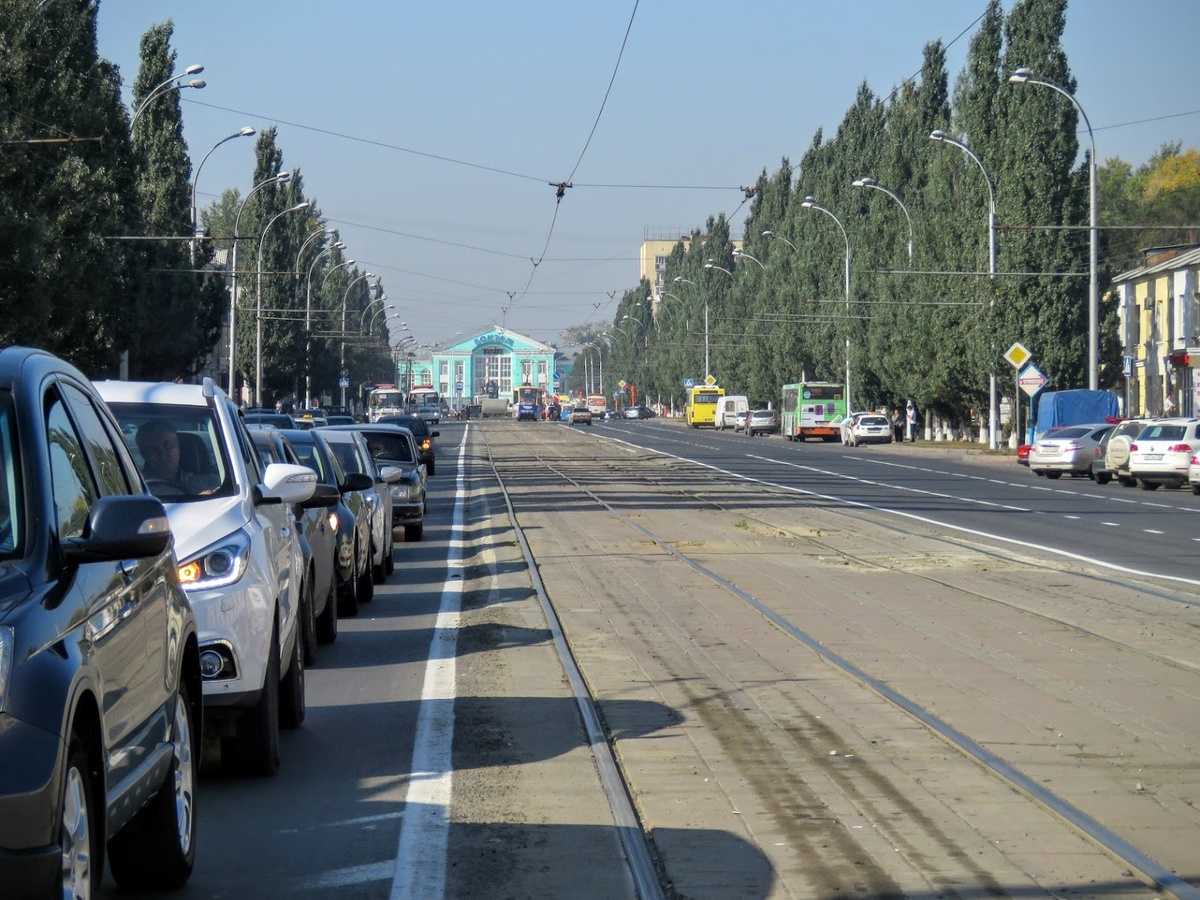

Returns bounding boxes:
[801,195,817,208]
[238,126,256,137]
[929,129,948,143]
[673,276,685,283]
[1008,67,1033,84]
[185,79,206,90]
[184,64,204,76]
[275,171,291,184]
[851,176,875,188]
[762,230,774,237]
[290,201,310,213]
[704,260,714,269]
[333,241,346,250]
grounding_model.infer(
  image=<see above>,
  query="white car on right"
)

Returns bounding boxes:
[1128,417,1200,490]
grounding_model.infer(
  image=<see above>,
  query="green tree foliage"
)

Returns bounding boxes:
[0,0,136,374]
[1102,143,1200,273]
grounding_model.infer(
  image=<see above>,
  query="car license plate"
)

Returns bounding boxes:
[1144,454,1163,461]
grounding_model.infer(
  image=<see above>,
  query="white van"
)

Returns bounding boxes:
[715,395,749,431]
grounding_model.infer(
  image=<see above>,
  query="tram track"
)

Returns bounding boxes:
[473,421,1200,899]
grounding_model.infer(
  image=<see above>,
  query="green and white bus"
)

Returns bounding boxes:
[781,381,846,442]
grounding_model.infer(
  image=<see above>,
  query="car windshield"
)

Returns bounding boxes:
[858,415,887,426]
[379,415,427,436]
[106,402,233,502]
[0,392,23,558]
[362,433,415,464]
[1137,423,1188,441]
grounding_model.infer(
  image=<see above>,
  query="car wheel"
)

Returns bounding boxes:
[385,539,395,575]
[1117,475,1137,487]
[108,681,197,889]
[59,733,100,899]
[316,576,338,644]
[405,522,423,541]
[1137,479,1160,490]
[1044,471,1062,479]
[339,553,360,618]
[1193,483,1200,496]
[300,573,317,666]
[228,618,280,776]
[359,543,375,602]
[279,623,306,730]
[372,539,387,584]
[1095,472,1112,485]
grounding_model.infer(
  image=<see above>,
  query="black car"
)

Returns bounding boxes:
[0,347,201,897]
[242,410,296,429]
[277,428,375,618]
[623,405,656,419]
[325,424,427,541]
[247,427,341,660]
[376,413,439,474]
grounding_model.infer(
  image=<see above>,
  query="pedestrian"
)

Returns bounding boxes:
[892,408,904,443]
[905,403,917,442]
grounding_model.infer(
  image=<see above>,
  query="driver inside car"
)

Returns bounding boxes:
[135,419,219,496]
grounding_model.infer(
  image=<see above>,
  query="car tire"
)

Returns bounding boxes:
[228,618,281,776]
[1193,483,1200,496]
[360,542,376,602]
[372,540,387,584]
[1095,472,1112,485]
[1117,475,1137,487]
[279,623,306,730]
[59,732,100,898]
[385,540,395,575]
[300,573,317,666]
[316,577,338,644]
[108,681,197,890]
[1044,471,1062,479]
[405,522,423,541]
[339,554,360,618]
[1137,479,1160,490]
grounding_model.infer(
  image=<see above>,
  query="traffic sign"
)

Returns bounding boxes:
[338,377,350,389]
[683,378,695,389]
[455,380,464,392]
[1004,342,1032,370]
[1017,363,1048,398]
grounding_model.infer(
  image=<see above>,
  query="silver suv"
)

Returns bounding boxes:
[98,379,317,776]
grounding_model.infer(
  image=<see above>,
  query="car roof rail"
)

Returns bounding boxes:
[201,376,216,399]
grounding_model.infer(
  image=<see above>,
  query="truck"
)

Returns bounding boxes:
[1033,389,1120,440]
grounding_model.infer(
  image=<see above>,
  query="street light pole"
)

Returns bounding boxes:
[851,176,913,261]
[800,196,853,413]
[129,64,205,132]
[255,201,310,408]
[703,261,733,383]
[1009,67,1099,391]
[228,171,291,401]
[930,130,999,448]
[340,274,374,407]
[191,127,255,265]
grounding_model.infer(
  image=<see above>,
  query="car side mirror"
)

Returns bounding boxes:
[61,495,172,564]
[340,472,375,493]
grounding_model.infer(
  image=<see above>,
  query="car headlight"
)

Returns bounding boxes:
[177,530,251,592]
[0,625,12,714]
[328,510,339,532]
[391,482,421,502]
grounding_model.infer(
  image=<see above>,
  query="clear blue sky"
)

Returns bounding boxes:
[96,1,1200,351]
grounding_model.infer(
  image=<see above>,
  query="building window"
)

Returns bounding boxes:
[537,360,547,385]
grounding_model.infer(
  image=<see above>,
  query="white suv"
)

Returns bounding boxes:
[98,379,317,776]
[1127,417,1200,490]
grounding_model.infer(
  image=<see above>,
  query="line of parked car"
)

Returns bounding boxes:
[1023,416,1200,492]
[0,347,436,899]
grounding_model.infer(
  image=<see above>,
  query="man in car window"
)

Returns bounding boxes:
[136,419,217,495]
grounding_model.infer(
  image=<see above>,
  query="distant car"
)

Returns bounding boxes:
[840,412,868,446]
[1016,443,1032,467]
[1128,417,1200,489]
[746,408,780,436]
[318,427,401,573]
[845,413,892,447]
[244,411,296,429]
[733,410,749,433]
[323,414,356,426]
[247,427,341,663]
[294,409,328,428]
[1102,418,1156,487]
[603,408,622,421]
[569,406,593,426]
[376,413,439,475]
[1029,423,1113,478]
[0,347,201,896]
[623,405,655,419]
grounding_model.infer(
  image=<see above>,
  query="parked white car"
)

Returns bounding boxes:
[1128,417,1200,489]
[845,413,893,447]
[98,378,318,776]
[1029,423,1113,478]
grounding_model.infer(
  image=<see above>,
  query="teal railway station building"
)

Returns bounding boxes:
[423,326,561,408]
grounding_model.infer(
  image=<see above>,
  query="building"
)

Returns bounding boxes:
[427,326,560,407]
[639,232,743,314]
[1111,244,1200,416]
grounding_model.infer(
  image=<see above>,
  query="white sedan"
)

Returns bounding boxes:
[845,413,893,447]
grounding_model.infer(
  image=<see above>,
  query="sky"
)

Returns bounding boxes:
[95,1,1200,352]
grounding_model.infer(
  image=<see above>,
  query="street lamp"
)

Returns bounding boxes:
[228,170,291,399]
[799,196,853,413]
[255,201,310,408]
[360,295,390,332]
[581,342,602,397]
[851,176,913,261]
[930,130,999,448]
[761,230,797,252]
[674,275,711,380]
[302,244,346,407]
[1009,67,1099,391]
[732,247,766,270]
[191,127,255,263]
[130,65,205,132]
[340,274,374,407]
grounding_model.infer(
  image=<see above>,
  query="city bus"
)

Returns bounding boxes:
[781,381,847,442]
[367,386,405,422]
[407,386,442,423]
[513,384,546,421]
[684,384,725,428]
